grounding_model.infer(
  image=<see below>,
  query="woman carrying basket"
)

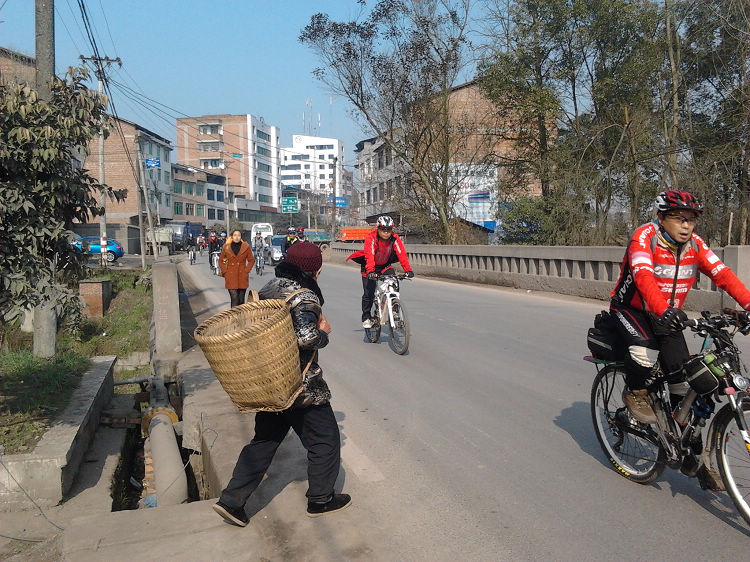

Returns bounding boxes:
[219,230,254,308]
[213,242,350,527]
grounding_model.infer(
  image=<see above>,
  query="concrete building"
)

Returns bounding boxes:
[175,114,282,217]
[171,164,225,229]
[280,134,345,225]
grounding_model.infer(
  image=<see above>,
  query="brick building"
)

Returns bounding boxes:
[176,114,282,216]
[0,46,35,86]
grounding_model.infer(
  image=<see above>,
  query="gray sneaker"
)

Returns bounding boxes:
[362,318,374,329]
[622,388,657,424]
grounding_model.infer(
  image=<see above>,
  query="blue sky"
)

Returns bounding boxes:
[0,0,369,167]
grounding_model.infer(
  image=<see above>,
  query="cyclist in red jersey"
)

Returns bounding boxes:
[610,190,750,424]
[347,216,414,328]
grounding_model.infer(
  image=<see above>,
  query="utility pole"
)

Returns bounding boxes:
[136,135,160,259]
[33,0,56,358]
[80,55,121,266]
[331,156,338,241]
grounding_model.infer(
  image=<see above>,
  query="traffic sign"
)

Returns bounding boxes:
[145,157,161,169]
[281,197,299,213]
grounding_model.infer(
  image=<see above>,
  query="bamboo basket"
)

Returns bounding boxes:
[194,294,304,412]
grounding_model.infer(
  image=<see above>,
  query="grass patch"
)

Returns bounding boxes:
[0,352,89,454]
[1,268,152,454]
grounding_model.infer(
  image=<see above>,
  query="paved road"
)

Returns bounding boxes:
[189,254,750,560]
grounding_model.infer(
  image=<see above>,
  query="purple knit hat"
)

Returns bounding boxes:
[285,242,322,273]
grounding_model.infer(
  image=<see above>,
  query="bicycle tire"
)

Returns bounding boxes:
[365,304,381,343]
[387,298,410,355]
[714,396,750,526]
[590,365,665,483]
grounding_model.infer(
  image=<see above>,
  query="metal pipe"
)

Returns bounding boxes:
[148,412,187,506]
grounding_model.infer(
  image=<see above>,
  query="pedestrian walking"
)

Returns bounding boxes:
[219,230,254,308]
[213,242,350,527]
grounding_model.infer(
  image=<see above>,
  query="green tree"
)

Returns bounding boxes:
[0,68,123,352]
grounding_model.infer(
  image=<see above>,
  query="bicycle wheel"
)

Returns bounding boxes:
[590,365,665,483]
[714,396,750,526]
[365,304,381,343]
[387,298,409,355]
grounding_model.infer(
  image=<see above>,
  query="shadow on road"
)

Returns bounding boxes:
[555,401,750,536]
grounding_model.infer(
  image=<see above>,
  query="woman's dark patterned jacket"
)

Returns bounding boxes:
[258,266,331,408]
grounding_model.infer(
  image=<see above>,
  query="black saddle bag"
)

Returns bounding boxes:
[587,310,624,361]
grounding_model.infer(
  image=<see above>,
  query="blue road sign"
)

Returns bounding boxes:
[145,157,161,169]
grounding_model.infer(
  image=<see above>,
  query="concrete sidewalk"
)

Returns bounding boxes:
[61,258,371,560]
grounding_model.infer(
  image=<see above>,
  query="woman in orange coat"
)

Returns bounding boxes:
[219,230,254,308]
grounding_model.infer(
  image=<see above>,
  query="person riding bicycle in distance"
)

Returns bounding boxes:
[610,190,750,425]
[252,230,265,257]
[347,215,414,329]
[284,226,299,256]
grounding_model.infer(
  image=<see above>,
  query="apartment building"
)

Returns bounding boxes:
[280,134,345,222]
[171,164,225,227]
[81,117,173,225]
[176,114,282,216]
[0,46,35,86]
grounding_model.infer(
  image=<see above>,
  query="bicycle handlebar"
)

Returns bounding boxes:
[373,273,412,280]
[684,308,750,334]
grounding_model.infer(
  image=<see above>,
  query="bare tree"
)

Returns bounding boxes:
[301,0,503,243]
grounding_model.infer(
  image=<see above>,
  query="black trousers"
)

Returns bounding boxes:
[361,276,376,321]
[228,289,246,308]
[219,403,341,508]
[610,305,689,390]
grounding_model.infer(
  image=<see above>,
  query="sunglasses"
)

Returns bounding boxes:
[665,213,698,224]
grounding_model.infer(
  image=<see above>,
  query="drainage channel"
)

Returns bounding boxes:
[106,259,207,511]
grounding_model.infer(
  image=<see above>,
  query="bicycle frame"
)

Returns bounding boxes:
[374,276,401,328]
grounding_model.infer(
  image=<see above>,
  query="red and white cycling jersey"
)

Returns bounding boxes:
[611,222,750,315]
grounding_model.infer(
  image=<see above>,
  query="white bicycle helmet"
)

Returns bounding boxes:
[377,216,394,229]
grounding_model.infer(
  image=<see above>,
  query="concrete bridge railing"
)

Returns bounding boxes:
[329,242,750,312]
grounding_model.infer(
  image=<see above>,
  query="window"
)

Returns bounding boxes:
[208,208,216,220]
[328,154,335,159]
[207,189,215,201]
[198,141,222,152]
[200,158,224,170]
[257,146,271,157]
[281,175,302,180]
[258,178,272,188]
[186,203,194,215]
[258,162,272,173]
[217,210,225,221]
[329,164,334,169]
[164,150,170,163]
[157,170,162,182]
[291,154,306,160]
[304,184,310,189]
[319,174,325,179]
[185,183,194,195]
[329,174,334,179]
[196,204,204,217]
[164,171,170,183]
[256,130,270,141]
[304,174,310,179]
[165,194,170,206]
[319,164,325,170]
[173,181,182,194]
[216,190,224,202]
[304,164,310,169]
[306,144,333,150]
[281,164,301,171]
[195,184,204,196]
[199,124,221,135]
[174,201,183,215]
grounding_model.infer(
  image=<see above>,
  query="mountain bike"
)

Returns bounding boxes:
[254,250,264,276]
[588,309,750,526]
[188,246,196,265]
[364,273,411,355]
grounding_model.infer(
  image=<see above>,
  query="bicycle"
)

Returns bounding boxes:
[210,251,221,276]
[188,246,196,265]
[588,309,750,525]
[254,250,264,276]
[364,272,411,355]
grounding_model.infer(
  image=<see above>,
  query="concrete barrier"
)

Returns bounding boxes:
[329,242,750,312]
[151,258,182,360]
[0,356,116,510]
